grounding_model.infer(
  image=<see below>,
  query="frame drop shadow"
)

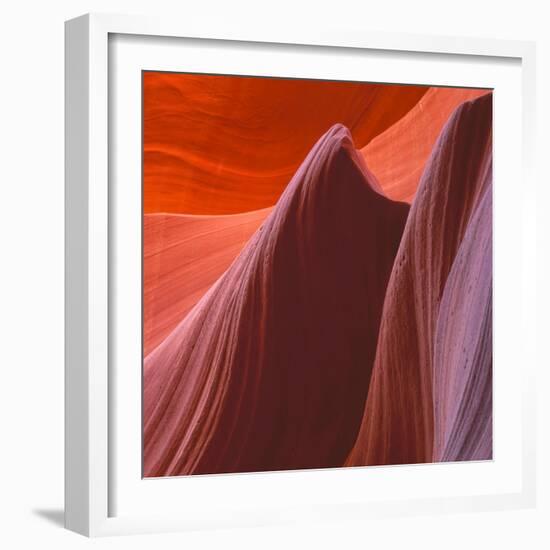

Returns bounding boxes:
[33,508,64,528]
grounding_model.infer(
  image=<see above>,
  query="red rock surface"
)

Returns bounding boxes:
[143,209,270,355]
[361,87,491,202]
[346,93,493,466]
[143,125,409,476]
[143,73,494,476]
[143,73,427,215]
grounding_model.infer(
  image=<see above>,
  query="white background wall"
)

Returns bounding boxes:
[0,1,547,548]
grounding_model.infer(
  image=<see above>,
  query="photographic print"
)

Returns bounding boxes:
[142,73,493,477]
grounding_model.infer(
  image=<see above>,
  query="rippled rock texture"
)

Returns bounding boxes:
[346,92,493,467]
[143,73,493,477]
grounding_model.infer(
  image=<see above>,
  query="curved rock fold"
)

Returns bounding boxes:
[144,125,409,476]
[142,78,494,477]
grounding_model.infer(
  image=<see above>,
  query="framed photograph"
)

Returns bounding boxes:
[65,13,537,536]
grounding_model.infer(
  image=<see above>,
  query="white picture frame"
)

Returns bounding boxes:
[65,12,537,537]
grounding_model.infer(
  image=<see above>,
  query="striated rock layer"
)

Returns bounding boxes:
[143,72,427,215]
[346,92,493,466]
[432,183,492,462]
[144,209,270,355]
[362,87,490,202]
[143,125,410,476]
